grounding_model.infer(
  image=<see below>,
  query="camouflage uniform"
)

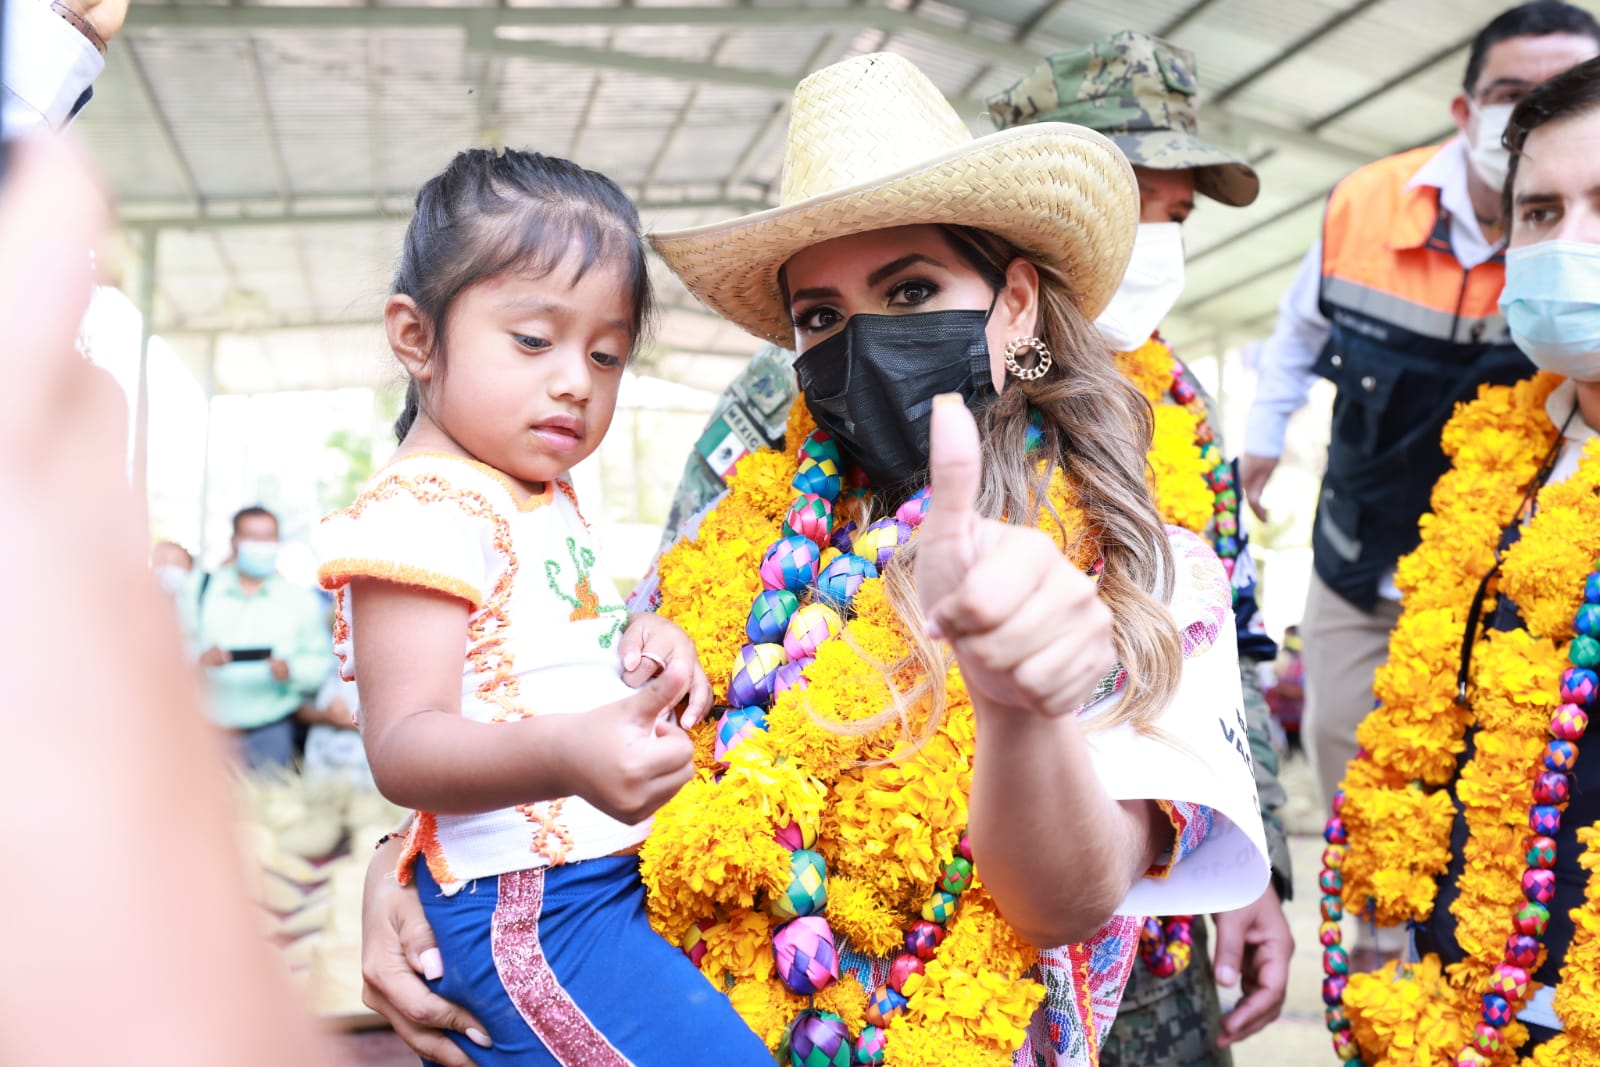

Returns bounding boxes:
[984,30,1258,208]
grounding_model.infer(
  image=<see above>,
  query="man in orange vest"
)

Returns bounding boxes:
[1240,2,1600,816]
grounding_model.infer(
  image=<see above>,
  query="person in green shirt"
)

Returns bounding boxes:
[183,505,332,768]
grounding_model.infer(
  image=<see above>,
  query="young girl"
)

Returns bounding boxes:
[313,148,772,1066]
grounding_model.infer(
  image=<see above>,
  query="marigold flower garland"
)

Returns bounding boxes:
[643,401,1088,1065]
[1316,372,1600,1066]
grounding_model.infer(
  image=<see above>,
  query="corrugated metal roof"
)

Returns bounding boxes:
[89,0,1600,393]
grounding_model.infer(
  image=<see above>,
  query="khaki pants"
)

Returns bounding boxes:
[1301,572,1404,813]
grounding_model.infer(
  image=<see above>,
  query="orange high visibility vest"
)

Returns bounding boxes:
[1310,143,1529,610]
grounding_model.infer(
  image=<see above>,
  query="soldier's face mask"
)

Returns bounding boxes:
[1095,222,1186,351]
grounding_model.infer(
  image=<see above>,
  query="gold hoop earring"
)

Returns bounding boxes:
[1004,336,1053,381]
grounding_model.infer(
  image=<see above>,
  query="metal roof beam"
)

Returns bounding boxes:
[1157,0,1226,39]
[121,193,772,230]
[1213,0,1386,105]
[131,3,1040,67]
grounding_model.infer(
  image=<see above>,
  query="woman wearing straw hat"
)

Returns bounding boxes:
[361,51,1270,1067]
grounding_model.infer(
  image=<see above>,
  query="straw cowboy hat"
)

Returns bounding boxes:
[651,52,1138,349]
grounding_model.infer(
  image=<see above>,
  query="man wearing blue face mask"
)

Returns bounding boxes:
[1341,56,1600,1057]
[184,505,332,768]
[1240,2,1600,817]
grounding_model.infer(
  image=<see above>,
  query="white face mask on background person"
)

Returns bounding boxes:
[1501,240,1600,381]
[1466,100,1517,192]
[1094,221,1186,351]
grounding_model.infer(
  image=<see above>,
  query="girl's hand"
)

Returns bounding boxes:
[618,612,713,727]
[569,667,697,824]
[915,396,1116,718]
[361,839,491,1067]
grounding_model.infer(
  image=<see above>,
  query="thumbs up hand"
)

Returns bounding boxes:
[917,396,1116,718]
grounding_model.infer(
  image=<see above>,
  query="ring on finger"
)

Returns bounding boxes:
[639,650,668,671]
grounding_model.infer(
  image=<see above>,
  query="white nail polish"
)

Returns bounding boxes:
[467,1028,492,1048]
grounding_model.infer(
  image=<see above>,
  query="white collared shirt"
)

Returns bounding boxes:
[1244,139,1498,460]
[2,0,104,138]
[1544,377,1599,486]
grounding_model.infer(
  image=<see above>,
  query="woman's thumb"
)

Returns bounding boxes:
[919,395,982,567]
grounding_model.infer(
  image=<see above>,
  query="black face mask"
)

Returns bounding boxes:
[793,308,997,491]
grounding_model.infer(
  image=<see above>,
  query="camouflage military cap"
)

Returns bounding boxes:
[987,30,1259,207]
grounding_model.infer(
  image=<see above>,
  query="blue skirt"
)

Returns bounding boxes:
[416,856,771,1066]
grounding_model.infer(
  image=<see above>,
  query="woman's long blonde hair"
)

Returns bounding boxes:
[837,225,1182,747]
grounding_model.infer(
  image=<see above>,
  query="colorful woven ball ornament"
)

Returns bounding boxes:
[799,431,841,470]
[1547,738,1579,772]
[772,915,840,995]
[854,1025,887,1065]
[1576,603,1600,638]
[793,456,842,501]
[1215,513,1239,538]
[958,832,973,862]
[814,553,877,612]
[1561,666,1599,705]
[1527,835,1558,868]
[1323,944,1349,976]
[1553,703,1590,741]
[761,535,823,595]
[1323,845,1348,871]
[1331,1029,1356,1059]
[905,920,945,959]
[1530,804,1562,835]
[853,518,913,569]
[1319,920,1342,947]
[1515,900,1551,937]
[1573,634,1600,669]
[1321,894,1344,922]
[1325,816,1348,844]
[771,658,813,698]
[714,706,769,763]
[783,494,834,547]
[747,589,800,645]
[921,889,959,924]
[895,486,932,528]
[829,521,858,554]
[1587,572,1600,604]
[770,849,829,921]
[1214,534,1239,557]
[1488,963,1530,1001]
[1482,992,1514,1027]
[786,1009,853,1067]
[728,643,788,708]
[1535,771,1571,805]
[1473,1022,1504,1055]
[1505,932,1541,970]
[1318,868,1342,894]
[1322,975,1348,1006]
[1326,1005,1349,1031]
[680,916,714,968]
[863,985,908,1028]
[1523,867,1557,904]
[887,953,925,994]
[1456,1048,1491,1067]
[784,602,844,661]
[774,818,818,851]
[939,856,974,895]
